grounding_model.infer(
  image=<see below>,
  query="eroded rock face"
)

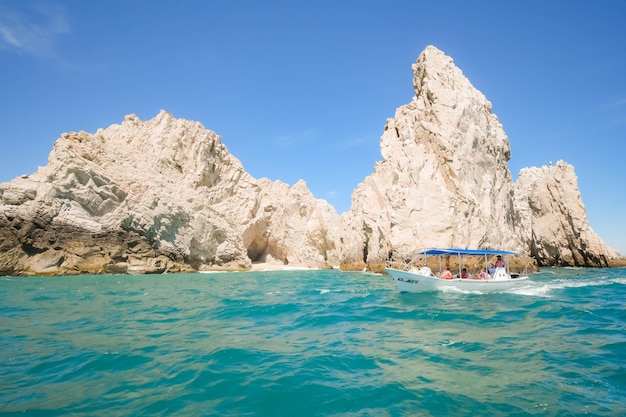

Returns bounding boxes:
[514,161,619,266]
[340,45,521,264]
[339,46,618,267]
[0,46,619,275]
[0,111,341,275]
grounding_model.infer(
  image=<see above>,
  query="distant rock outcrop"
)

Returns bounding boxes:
[0,112,341,275]
[0,46,618,275]
[340,45,618,267]
[340,45,520,264]
[514,161,619,265]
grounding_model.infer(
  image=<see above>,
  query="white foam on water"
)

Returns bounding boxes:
[509,273,625,297]
[612,276,626,285]
[509,283,553,297]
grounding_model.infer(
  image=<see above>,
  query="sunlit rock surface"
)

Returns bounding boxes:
[0,111,341,275]
[0,46,618,275]
[341,46,617,267]
[514,161,619,265]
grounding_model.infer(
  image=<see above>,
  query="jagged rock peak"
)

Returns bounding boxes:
[514,160,619,265]
[48,108,239,193]
[412,45,492,113]
[341,46,618,267]
[343,46,519,263]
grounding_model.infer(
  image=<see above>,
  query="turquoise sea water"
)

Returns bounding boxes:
[1,268,625,416]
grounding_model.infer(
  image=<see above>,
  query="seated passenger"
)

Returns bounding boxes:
[457,268,470,279]
[478,268,491,280]
[441,267,452,280]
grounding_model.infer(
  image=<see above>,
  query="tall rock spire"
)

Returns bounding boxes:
[341,45,520,262]
[340,45,617,266]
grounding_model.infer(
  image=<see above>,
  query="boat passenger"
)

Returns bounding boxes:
[478,269,490,280]
[495,255,506,268]
[441,267,452,280]
[457,268,470,279]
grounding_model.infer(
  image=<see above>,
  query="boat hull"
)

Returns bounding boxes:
[385,268,529,293]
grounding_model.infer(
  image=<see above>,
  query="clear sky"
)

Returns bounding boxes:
[1,1,625,255]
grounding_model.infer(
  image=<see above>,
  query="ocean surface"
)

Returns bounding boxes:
[1,267,625,416]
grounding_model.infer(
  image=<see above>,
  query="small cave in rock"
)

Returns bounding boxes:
[21,242,47,256]
[246,235,268,263]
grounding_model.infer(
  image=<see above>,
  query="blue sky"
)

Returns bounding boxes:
[1,1,625,255]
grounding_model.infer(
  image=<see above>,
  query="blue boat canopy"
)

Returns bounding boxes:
[417,248,519,256]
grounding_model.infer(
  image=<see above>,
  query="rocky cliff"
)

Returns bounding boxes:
[0,46,618,275]
[340,45,618,267]
[340,45,520,264]
[0,112,341,275]
[514,161,619,265]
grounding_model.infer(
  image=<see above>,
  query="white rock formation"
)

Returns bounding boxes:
[514,161,619,265]
[0,111,341,275]
[340,45,618,266]
[341,45,521,263]
[0,45,619,275]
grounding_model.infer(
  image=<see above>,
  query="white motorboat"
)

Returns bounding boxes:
[385,248,530,293]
